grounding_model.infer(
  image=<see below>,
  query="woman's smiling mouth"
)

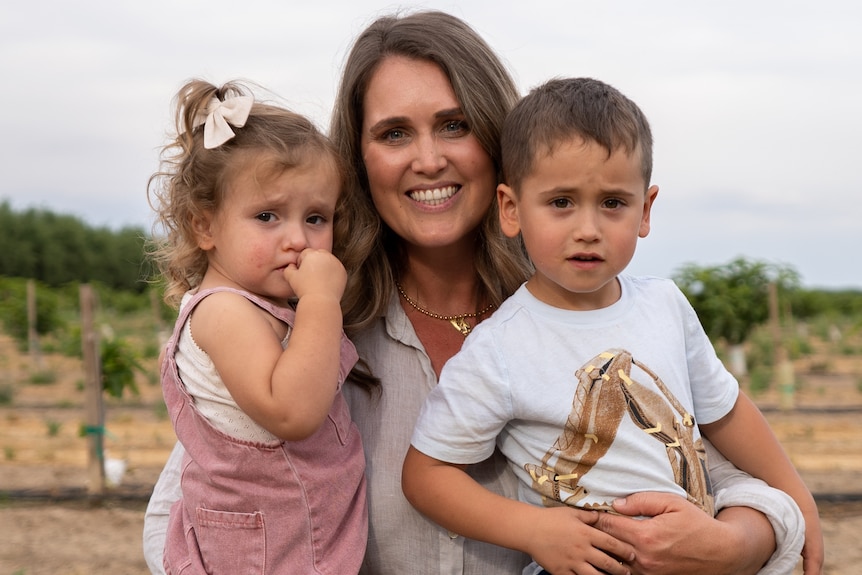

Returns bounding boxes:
[408,185,459,206]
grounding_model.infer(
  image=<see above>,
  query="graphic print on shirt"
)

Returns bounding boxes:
[524,349,715,515]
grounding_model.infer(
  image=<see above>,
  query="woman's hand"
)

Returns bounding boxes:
[592,492,776,575]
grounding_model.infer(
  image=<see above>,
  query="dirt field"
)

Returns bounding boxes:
[1,333,861,574]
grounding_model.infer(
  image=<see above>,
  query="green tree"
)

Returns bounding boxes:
[673,258,800,374]
[789,288,862,320]
[0,201,151,291]
[0,277,64,345]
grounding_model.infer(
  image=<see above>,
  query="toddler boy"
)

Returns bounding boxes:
[402,77,821,575]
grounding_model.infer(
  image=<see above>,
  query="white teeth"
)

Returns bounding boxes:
[409,186,457,206]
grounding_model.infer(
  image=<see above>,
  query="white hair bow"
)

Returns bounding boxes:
[192,95,254,149]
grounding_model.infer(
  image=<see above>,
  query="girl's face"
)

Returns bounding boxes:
[360,56,496,254]
[196,153,341,304]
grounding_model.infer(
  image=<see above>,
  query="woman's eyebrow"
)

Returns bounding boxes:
[367,116,408,133]
[434,107,463,119]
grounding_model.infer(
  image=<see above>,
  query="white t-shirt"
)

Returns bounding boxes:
[412,275,739,513]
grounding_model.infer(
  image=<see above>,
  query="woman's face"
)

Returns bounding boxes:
[360,56,496,252]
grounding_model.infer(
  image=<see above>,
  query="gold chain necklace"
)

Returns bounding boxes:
[396,281,495,337]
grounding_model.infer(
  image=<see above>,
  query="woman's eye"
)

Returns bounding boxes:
[383,129,405,142]
[443,120,467,134]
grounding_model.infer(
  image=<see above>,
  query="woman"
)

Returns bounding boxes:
[144,10,804,575]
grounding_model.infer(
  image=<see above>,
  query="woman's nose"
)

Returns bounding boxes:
[410,133,447,175]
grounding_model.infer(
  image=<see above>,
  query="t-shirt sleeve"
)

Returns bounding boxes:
[410,329,512,464]
[674,285,740,424]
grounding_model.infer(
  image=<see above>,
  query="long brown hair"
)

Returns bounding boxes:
[331,10,533,342]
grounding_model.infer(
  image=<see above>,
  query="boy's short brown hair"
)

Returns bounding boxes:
[501,77,653,191]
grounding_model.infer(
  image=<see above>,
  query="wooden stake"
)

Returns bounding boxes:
[80,284,105,495]
[27,279,42,367]
[769,282,795,409]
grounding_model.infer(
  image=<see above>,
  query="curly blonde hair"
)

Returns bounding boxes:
[147,79,342,307]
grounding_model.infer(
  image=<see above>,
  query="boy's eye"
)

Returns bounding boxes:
[603,199,623,209]
[551,198,572,209]
[256,212,275,222]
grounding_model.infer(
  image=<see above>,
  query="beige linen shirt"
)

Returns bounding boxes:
[342,293,530,574]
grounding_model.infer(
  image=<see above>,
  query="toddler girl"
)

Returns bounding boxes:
[147,79,367,574]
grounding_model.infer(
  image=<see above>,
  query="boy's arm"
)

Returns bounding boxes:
[401,446,634,575]
[700,392,823,575]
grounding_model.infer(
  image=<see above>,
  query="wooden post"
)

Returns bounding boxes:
[769,282,795,409]
[27,279,42,367]
[80,284,105,495]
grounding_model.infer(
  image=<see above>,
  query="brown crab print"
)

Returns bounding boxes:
[524,349,714,515]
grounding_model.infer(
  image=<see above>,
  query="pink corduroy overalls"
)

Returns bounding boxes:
[162,287,367,575]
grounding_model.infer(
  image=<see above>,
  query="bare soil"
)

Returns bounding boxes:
[1,333,861,575]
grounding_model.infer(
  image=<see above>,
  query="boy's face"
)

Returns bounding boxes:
[498,137,658,311]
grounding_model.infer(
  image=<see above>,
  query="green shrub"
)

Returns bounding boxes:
[0,385,13,405]
[101,336,145,398]
[29,370,57,385]
[45,420,62,437]
[748,366,772,395]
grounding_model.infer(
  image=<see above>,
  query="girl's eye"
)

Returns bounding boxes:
[306,215,326,225]
[256,212,275,222]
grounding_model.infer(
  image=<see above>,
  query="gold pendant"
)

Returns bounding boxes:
[450,316,472,337]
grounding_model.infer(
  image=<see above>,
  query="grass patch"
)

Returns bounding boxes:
[748,366,772,395]
[28,370,57,385]
[45,420,62,437]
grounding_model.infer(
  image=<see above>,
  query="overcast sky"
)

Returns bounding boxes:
[1,1,860,289]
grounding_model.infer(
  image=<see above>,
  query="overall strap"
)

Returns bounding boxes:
[164,288,296,357]
[164,287,357,387]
